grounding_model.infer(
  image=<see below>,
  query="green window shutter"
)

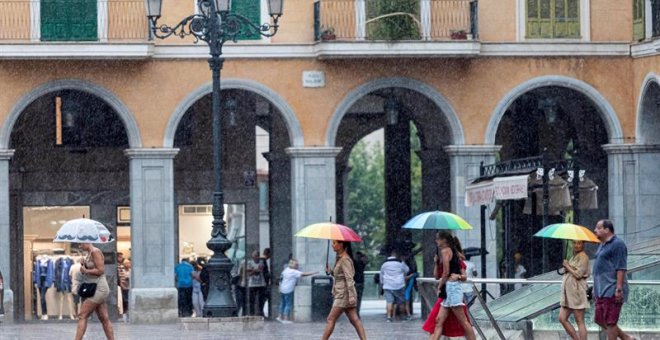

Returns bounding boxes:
[231,0,261,40]
[633,0,645,41]
[526,0,579,39]
[41,0,97,41]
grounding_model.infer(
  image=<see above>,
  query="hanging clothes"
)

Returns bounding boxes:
[55,257,73,292]
[33,258,54,288]
[523,175,572,215]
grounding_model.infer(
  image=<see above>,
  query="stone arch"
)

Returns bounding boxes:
[485,75,624,145]
[1,79,142,148]
[636,73,660,144]
[325,77,465,146]
[163,79,304,148]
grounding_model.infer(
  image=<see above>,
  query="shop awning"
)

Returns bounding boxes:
[465,175,529,207]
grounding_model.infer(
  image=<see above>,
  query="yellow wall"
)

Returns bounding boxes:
[591,0,632,42]
[0,56,639,147]
[479,0,517,42]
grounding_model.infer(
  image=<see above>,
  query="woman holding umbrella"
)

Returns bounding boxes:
[53,218,114,340]
[75,242,114,340]
[321,240,367,340]
[558,240,590,340]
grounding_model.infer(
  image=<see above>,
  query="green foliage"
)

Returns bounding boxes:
[347,124,423,271]
[367,0,421,40]
[347,139,386,269]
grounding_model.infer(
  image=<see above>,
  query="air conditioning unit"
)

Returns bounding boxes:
[180,205,212,215]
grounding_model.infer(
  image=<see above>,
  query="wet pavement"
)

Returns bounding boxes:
[0,301,428,340]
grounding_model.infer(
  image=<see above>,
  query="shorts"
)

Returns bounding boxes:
[441,281,465,308]
[383,288,405,305]
[595,296,623,326]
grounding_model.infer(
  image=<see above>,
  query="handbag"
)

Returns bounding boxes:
[78,282,97,298]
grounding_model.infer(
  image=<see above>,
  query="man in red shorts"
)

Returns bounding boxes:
[592,219,634,340]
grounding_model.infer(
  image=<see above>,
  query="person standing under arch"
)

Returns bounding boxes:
[74,243,114,340]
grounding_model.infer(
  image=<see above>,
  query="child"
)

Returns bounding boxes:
[277,259,317,323]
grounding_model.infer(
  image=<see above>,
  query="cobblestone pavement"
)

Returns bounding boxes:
[0,313,426,340]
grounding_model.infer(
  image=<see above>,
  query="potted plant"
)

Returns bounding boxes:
[450,29,468,40]
[320,27,336,41]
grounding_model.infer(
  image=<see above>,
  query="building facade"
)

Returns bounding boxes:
[1,0,659,323]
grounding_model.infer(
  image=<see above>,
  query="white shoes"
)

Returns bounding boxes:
[41,315,48,320]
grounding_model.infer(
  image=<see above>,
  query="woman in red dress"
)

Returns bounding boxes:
[423,233,472,338]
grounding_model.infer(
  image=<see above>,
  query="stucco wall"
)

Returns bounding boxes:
[0,56,639,148]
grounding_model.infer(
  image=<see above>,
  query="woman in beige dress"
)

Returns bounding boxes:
[559,240,590,340]
[321,240,367,340]
[75,243,114,340]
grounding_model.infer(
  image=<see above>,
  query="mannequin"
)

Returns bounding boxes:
[33,255,54,320]
[0,269,5,316]
[69,258,82,317]
[55,257,75,320]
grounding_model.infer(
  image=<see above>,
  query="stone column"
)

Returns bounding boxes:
[385,119,411,254]
[0,149,15,322]
[286,146,341,322]
[444,145,500,292]
[602,144,660,243]
[124,148,179,324]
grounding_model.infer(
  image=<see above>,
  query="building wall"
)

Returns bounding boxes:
[0,57,636,148]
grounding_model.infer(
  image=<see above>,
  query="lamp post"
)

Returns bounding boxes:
[145,0,283,317]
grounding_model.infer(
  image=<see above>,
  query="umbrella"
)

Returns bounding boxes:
[53,218,114,244]
[294,222,362,269]
[533,223,600,243]
[402,210,473,230]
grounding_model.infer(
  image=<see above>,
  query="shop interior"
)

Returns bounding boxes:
[23,206,89,321]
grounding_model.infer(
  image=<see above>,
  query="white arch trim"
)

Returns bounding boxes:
[635,73,660,144]
[325,77,465,146]
[0,79,142,149]
[163,79,303,148]
[485,75,624,145]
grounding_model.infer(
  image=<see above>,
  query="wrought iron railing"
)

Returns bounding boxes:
[0,0,148,42]
[314,0,476,41]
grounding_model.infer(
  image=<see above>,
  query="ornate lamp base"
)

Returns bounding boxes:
[202,233,237,317]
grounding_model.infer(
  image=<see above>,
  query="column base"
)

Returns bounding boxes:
[1,289,13,324]
[293,285,312,322]
[129,288,178,324]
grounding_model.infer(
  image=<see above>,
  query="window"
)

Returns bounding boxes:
[526,0,580,39]
[41,0,97,41]
[633,0,645,41]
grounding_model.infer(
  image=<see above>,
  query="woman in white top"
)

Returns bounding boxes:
[277,259,317,323]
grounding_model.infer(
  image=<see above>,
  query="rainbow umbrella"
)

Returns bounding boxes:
[402,211,473,230]
[295,222,362,269]
[295,222,363,242]
[533,223,600,243]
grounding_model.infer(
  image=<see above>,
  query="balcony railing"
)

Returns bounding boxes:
[0,0,148,42]
[314,0,477,41]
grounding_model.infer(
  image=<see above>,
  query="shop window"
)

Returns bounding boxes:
[526,0,580,39]
[41,0,97,41]
[634,0,645,41]
[178,204,246,265]
[23,206,90,321]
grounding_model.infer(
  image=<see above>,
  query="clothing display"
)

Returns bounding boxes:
[31,255,80,320]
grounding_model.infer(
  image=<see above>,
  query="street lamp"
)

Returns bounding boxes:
[145,0,284,317]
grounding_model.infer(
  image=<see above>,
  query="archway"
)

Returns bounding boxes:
[169,82,297,317]
[8,87,132,321]
[493,83,611,283]
[331,78,462,298]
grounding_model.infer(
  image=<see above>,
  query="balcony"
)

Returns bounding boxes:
[313,0,479,58]
[0,0,151,59]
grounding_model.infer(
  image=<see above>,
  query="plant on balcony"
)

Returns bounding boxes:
[366,0,421,41]
[320,27,336,41]
[450,29,468,40]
